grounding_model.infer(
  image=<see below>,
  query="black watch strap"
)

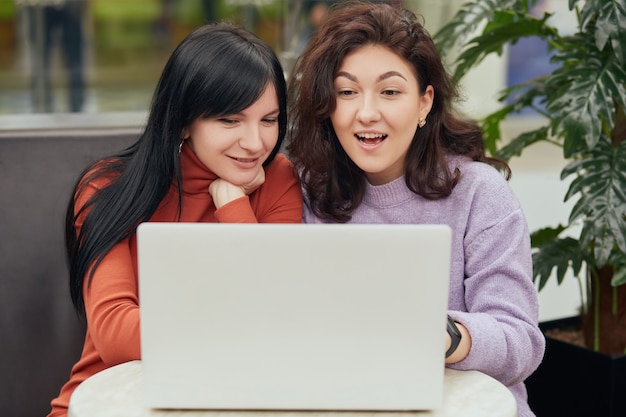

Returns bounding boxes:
[445,316,462,358]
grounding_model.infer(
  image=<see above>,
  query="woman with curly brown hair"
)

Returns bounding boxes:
[286,3,544,416]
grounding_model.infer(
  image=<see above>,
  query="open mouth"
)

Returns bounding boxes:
[355,133,387,146]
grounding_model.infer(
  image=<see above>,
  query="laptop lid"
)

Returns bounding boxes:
[137,223,451,411]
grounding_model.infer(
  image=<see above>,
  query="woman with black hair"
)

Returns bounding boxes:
[48,23,302,417]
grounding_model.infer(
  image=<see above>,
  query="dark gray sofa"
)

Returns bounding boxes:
[0,128,137,417]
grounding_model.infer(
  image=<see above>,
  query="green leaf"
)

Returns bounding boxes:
[611,266,626,286]
[497,75,551,114]
[580,0,626,64]
[452,12,559,80]
[564,155,606,200]
[531,236,585,290]
[561,139,626,265]
[496,126,550,160]
[433,0,524,61]
[546,32,626,156]
[480,106,511,155]
[477,74,553,158]
[530,225,568,248]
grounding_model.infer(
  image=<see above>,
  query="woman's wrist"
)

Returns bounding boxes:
[445,320,471,364]
[209,180,245,209]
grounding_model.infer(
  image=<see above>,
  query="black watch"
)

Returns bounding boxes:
[445,316,462,358]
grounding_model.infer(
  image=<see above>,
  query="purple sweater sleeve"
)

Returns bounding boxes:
[447,206,543,384]
[443,161,544,386]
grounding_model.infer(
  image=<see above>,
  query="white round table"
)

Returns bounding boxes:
[68,360,517,417]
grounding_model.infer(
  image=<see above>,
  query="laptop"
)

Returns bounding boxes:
[137,222,452,411]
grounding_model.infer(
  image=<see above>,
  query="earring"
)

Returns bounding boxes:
[178,139,185,154]
[418,118,426,129]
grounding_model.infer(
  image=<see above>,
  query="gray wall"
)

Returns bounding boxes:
[0,129,137,417]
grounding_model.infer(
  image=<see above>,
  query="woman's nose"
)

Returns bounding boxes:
[239,124,264,152]
[356,95,381,123]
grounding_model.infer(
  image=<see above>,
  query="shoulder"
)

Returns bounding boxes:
[451,156,512,194]
[448,156,521,214]
[451,156,507,182]
[74,159,121,205]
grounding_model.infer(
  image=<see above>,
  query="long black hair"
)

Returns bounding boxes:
[66,23,288,315]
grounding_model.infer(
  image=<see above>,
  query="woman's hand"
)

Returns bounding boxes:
[209,168,266,209]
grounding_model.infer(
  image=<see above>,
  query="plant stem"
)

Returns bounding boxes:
[592,268,600,351]
[577,273,585,315]
[613,265,618,316]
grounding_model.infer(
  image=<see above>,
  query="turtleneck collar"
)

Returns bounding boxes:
[179,142,218,197]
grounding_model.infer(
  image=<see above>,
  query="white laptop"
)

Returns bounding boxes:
[137,223,451,411]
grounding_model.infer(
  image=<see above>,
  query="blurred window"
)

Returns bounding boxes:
[0,0,337,130]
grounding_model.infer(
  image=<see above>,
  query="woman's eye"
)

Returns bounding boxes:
[262,118,278,125]
[383,89,400,96]
[218,118,238,125]
[337,90,355,97]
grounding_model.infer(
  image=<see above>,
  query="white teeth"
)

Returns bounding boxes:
[357,133,385,139]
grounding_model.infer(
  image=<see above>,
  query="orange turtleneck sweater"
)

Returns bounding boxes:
[48,145,302,417]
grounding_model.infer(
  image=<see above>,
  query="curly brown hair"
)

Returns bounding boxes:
[286,1,509,222]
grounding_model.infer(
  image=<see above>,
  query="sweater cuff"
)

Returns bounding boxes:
[214,196,258,223]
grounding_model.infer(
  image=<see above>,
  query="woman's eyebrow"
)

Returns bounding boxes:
[334,70,407,82]
[378,71,407,82]
[264,108,280,117]
[335,71,357,82]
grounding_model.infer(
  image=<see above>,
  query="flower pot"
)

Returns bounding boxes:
[525,317,626,417]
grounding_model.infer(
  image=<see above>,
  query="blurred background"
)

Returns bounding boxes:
[0,3,584,416]
[0,0,423,124]
[0,0,582,330]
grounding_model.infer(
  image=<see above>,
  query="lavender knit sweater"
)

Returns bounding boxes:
[302,156,545,417]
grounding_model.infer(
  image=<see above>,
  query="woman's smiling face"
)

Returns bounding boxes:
[184,83,280,186]
[331,44,433,185]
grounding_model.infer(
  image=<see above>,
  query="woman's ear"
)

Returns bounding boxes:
[419,85,434,121]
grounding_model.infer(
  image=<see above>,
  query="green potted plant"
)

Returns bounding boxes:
[432,0,626,415]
